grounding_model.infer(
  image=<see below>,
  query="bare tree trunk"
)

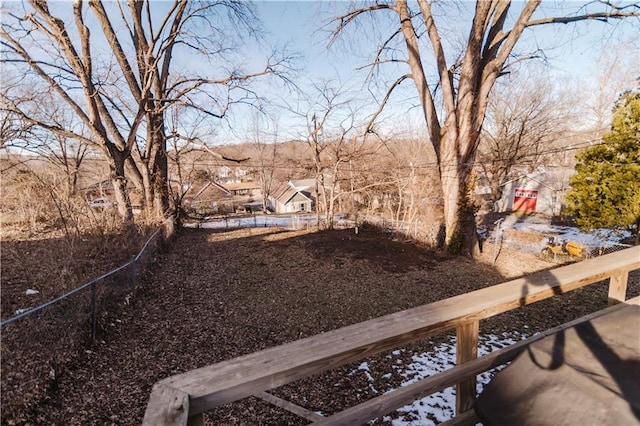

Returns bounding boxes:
[110,153,133,223]
[441,166,478,255]
[331,0,639,255]
[261,173,269,212]
[150,114,169,218]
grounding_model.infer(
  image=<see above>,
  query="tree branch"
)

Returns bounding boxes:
[89,1,142,100]
[329,4,394,47]
[526,9,640,28]
[365,74,410,134]
[175,134,250,163]
[396,0,441,151]
[418,0,456,117]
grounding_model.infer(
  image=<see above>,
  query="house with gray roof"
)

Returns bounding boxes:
[268,181,314,213]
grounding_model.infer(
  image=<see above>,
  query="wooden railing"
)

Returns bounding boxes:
[143,246,640,426]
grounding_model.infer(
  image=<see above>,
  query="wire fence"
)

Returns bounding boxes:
[188,213,442,247]
[487,219,632,264]
[1,216,175,420]
[189,213,633,263]
[358,215,442,243]
[186,212,356,231]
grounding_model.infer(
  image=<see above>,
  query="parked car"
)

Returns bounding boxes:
[88,197,113,209]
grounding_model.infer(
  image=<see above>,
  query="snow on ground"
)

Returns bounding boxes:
[186,213,352,230]
[353,332,529,425]
[496,215,631,253]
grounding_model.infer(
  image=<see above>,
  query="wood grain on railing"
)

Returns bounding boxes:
[143,245,640,426]
[455,320,479,415]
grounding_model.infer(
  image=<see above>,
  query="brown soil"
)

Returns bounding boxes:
[1,225,637,425]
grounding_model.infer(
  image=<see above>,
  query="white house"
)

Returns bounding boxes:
[268,181,314,213]
[217,165,250,182]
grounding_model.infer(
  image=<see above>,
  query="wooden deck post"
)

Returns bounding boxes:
[142,383,190,426]
[608,268,629,305]
[456,320,479,415]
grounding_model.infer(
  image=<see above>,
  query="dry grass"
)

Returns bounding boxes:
[1,218,162,425]
[1,223,157,318]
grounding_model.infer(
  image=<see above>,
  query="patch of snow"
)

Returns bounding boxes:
[505,221,631,249]
[489,216,633,256]
[355,361,377,385]
[358,362,370,371]
[187,214,355,230]
[355,332,526,426]
[25,289,39,295]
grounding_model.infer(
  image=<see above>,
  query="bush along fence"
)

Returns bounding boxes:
[0,216,175,422]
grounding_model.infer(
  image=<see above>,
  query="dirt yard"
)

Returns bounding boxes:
[2,225,637,425]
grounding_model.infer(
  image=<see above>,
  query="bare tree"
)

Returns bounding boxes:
[246,116,279,213]
[165,106,207,223]
[165,107,254,222]
[582,44,639,138]
[282,80,351,227]
[305,82,343,228]
[477,69,575,202]
[321,117,377,228]
[3,95,92,197]
[1,0,292,224]
[331,0,639,254]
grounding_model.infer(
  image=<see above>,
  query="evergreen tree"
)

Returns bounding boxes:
[566,90,640,244]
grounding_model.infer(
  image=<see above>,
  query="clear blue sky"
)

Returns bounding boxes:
[4,1,637,145]
[213,1,639,143]
[253,1,639,79]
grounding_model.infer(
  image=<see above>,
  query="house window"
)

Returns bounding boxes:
[299,203,306,212]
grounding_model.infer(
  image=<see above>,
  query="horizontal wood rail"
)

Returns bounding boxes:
[144,246,640,425]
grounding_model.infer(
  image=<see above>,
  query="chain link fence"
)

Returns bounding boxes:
[200,213,632,264]
[187,213,438,243]
[1,217,175,422]
[486,219,632,264]
[187,213,359,231]
[358,216,448,248]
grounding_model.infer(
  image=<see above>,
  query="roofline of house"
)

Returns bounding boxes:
[500,174,558,191]
[194,181,231,198]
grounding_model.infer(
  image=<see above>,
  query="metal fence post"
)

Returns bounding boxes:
[493,218,504,265]
[91,282,97,341]
[131,256,138,289]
